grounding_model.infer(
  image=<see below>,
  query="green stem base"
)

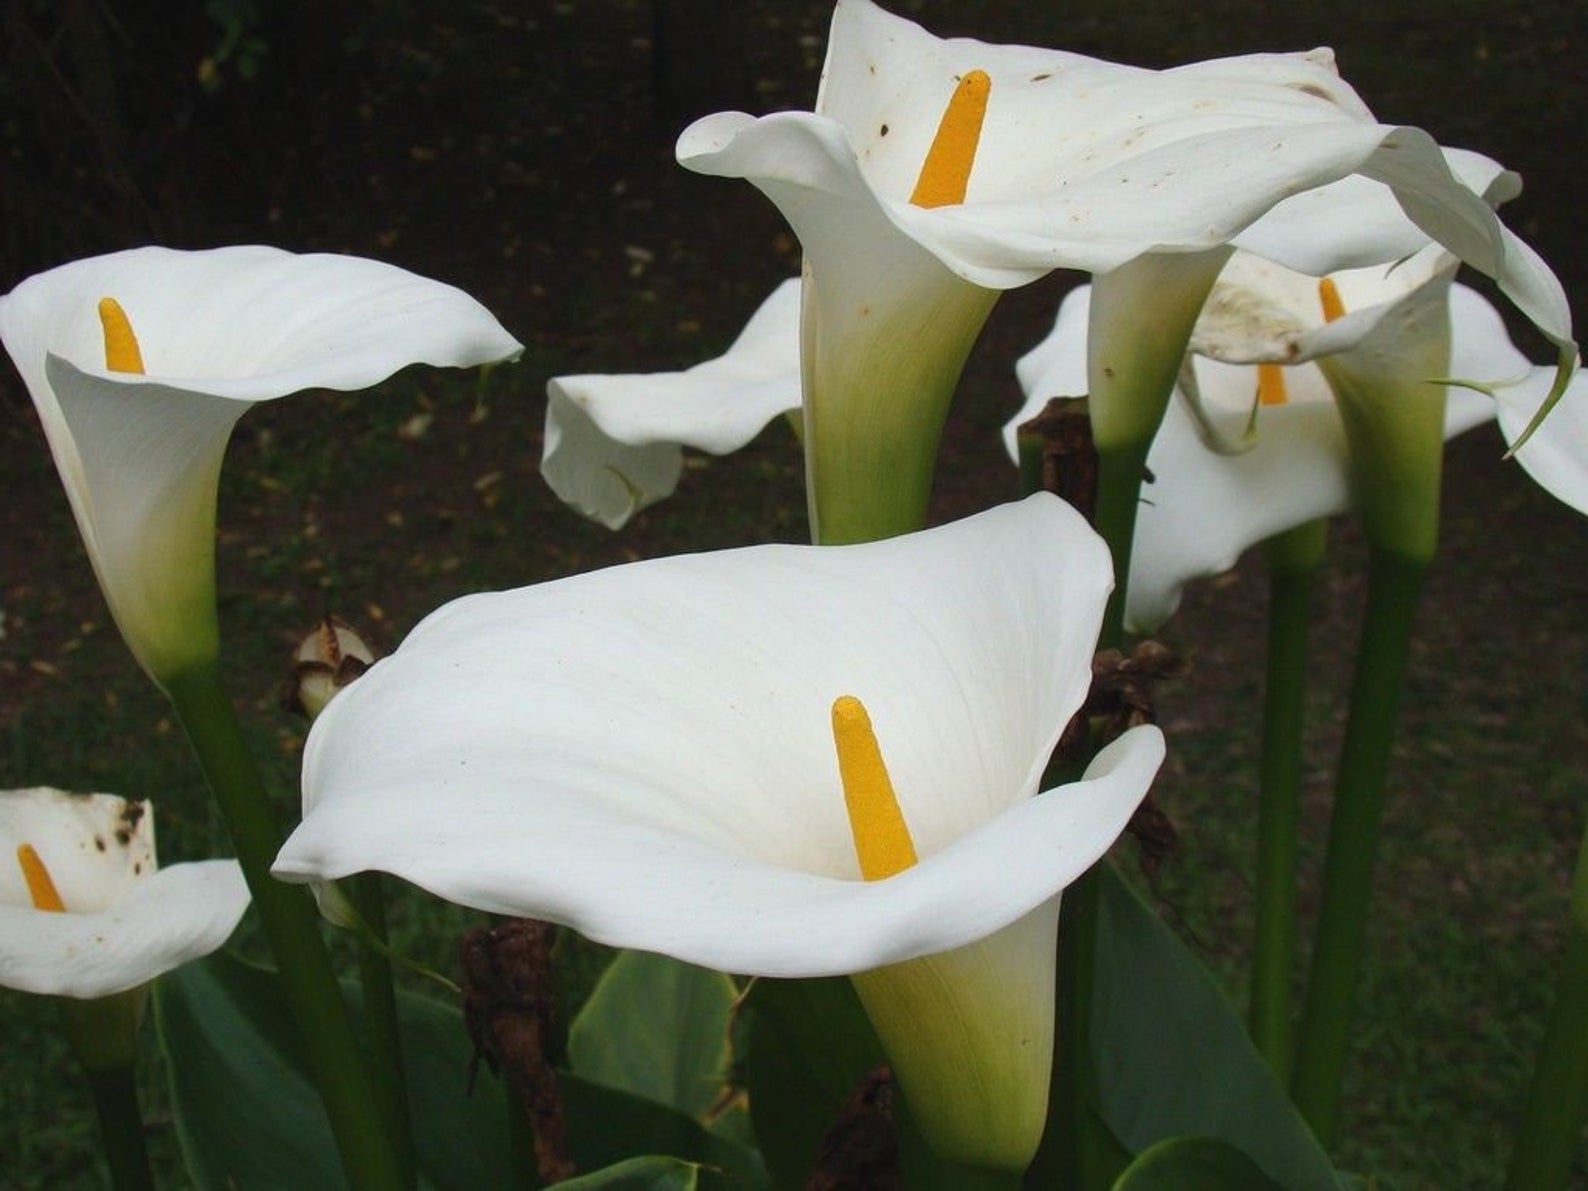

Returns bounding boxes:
[1250,520,1328,1075]
[165,664,409,1190]
[86,1066,154,1191]
[1504,817,1588,1189]
[1290,548,1428,1145]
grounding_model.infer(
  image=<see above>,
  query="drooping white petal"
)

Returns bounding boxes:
[0,789,249,999]
[542,279,802,529]
[1008,281,1509,631]
[276,495,1164,977]
[0,246,523,682]
[1452,285,1588,516]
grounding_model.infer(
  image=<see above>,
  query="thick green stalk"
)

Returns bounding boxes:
[1249,519,1328,1074]
[351,873,417,1182]
[1504,816,1588,1189]
[1290,548,1428,1144]
[85,1066,154,1191]
[1052,868,1112,1190]
[163,663,409,1190]
[1094,437,1153,650]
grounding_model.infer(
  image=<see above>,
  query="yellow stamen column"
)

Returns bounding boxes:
[832,697,1055,1177]
[17,843,67,912]
[832,696,918,880]
[98,298,147,375]
[909,71,991,209]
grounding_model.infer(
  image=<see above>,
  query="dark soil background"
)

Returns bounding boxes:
[0,2,1583,1186]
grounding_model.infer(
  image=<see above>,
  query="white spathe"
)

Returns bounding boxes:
[0,788,249,999]
[0,246,523,684]
[274,494,1164,1169]
[543,279,802,529]
[678,0,1574,506]
[1009,268,1583,630]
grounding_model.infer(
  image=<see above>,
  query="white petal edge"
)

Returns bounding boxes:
[279,723,1161,978]
[0,245,523,404]
[0,860,249,999]
[542,279,802,529]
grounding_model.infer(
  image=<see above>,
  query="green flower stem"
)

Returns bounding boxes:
[1290,547,1428,1145]
[1249,519,1328,1075]
[163,663,410,1191]
[351,872,417,1183]
[1053,866,1113,1191]
[1504,815,1588,1190]
[1039,433,1157,1189]
[505,1080,543,1190]
[84,1066,154,1191]
[1094,436,1154,649]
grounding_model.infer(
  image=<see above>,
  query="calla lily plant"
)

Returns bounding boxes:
[1009,252,1587,633]
[274,494,1165,1172]
[0,245,523,687]
[1,788,248,1001]
[677,0,1576,547]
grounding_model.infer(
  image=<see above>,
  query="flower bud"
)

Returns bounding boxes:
[283,617,376,721]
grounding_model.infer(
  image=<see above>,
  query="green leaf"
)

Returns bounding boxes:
[741,976,887,1191]
[568,950,737,1119]
[554,1155,701,1189]
[562,1080,765,1188]
[1112,1136,1285,1190]
[155,951,766,1190]
[154,949,345,1190]
[1092,866,1344,1190]
[155,950,512,1190]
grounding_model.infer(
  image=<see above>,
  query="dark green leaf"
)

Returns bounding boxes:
[154,950,345,1190]
[568,950,737,1119]
[741,976,887,1191]
[156,952,766,1190]
[1112,1135,1285,1190]
[1092,867,1343,1190]
[554,1155,701,1189]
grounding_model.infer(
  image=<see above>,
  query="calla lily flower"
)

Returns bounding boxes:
[275,494,1165,1170]
[1009,258,1584,631]
[543,278,802,529]
[678,0,1575,544]
[1,787,249,999]
[0,246,523,686]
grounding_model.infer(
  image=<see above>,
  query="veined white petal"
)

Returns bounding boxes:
[277,497,1164,976]
[542,279,802,529]
[0,789,249,999]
